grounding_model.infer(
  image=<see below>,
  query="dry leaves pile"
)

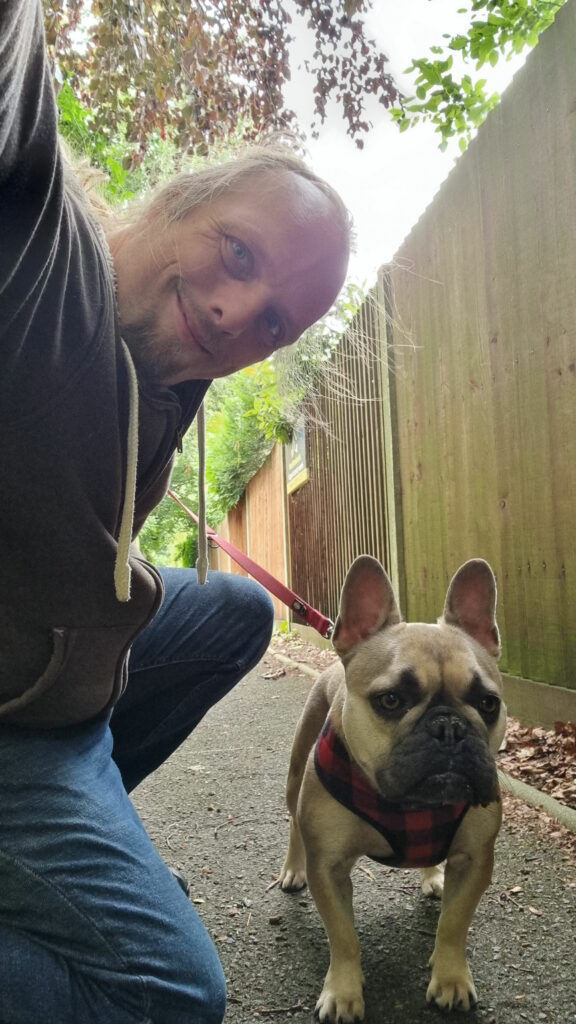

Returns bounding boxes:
[499,719,576,810]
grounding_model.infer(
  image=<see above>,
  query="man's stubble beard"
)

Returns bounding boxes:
[120,314,188,387]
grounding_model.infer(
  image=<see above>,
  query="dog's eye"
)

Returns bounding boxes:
[371,690,408,719]
[477,694,500,718]
[378,692,403,713]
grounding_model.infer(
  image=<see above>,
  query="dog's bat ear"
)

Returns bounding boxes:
[442,559,501,658]
[332,555,402,657]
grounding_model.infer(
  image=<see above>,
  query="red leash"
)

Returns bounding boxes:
[168,489,334,639]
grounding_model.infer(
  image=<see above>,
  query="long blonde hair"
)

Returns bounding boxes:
[62,135,353,254]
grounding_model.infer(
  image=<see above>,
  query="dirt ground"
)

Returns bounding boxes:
[133,642,576,1024]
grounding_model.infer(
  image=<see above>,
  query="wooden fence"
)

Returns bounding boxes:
[287,288,398,625]
[209,445,289,621]
[210,312,394,626]
[385,0,576,697]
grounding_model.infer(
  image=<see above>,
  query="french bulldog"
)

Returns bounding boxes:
[279,556,506,1022]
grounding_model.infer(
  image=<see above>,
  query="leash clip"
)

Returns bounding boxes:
[291,599,308,617]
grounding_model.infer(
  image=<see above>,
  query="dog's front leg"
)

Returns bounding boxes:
[427,819,497,1011]
[307,854,364,1023]
[279,814,307,891]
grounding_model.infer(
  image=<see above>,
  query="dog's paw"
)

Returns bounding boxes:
[315,987,364,1023]
[278,864,307,891]
[315,966,364,1023]
[420,863,444,899]
[427,957,477,1012]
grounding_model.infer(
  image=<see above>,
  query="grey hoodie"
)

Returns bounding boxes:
[0,0,208,727]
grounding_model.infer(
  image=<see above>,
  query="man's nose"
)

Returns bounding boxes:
[208,283,267,338]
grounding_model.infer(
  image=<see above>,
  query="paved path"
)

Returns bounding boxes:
[133,658,576,1024]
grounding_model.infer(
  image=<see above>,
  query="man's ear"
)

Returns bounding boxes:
[332,556,402,657]
[442,559,501,658]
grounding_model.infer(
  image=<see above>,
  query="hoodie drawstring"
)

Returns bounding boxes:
[114,339,139,602]
[114,339,208,599]
[195,400,208,584]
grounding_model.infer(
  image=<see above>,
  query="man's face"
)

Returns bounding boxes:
[114,171,349,386]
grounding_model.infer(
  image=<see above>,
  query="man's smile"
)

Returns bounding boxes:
[176,288,211,355]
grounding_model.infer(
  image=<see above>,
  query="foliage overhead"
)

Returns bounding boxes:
[56,81,182,201]
[45,1,564,160]
[391,0,564,150]
[44,0,397,155]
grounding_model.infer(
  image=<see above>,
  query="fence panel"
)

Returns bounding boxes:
[288,292,391,624]
[386,0,576,688]
[245,445,288,620]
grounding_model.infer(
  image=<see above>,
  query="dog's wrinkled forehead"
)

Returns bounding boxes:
[345,620,498,697]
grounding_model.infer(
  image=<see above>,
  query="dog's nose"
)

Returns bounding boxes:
[426,709,468,747]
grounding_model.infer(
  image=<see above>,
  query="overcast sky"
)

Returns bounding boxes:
[285,1,528,286]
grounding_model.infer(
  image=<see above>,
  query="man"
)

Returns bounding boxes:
[0,2,351,1022]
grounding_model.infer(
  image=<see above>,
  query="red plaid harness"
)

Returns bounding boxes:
[314,717,469,869]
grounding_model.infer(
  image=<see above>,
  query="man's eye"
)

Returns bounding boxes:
[263,310,285,347]
[231,239,248,262]
[223,236,254,277]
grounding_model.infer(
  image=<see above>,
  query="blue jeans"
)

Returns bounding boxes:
[0,569,274,1024]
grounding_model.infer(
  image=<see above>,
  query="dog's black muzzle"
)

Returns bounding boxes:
[376,704,500,808]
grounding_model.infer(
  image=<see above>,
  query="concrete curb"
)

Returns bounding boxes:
[271,651,576,836]
[498,770,576,833]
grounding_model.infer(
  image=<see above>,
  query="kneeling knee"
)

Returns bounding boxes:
[220,575,275,662]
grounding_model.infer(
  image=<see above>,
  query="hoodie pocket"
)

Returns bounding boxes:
[0,622,136,729]
[0,626,70,718]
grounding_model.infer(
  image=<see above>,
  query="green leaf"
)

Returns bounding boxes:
[449,35,469,50]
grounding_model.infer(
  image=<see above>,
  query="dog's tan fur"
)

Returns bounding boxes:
[279,557,506,1023]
